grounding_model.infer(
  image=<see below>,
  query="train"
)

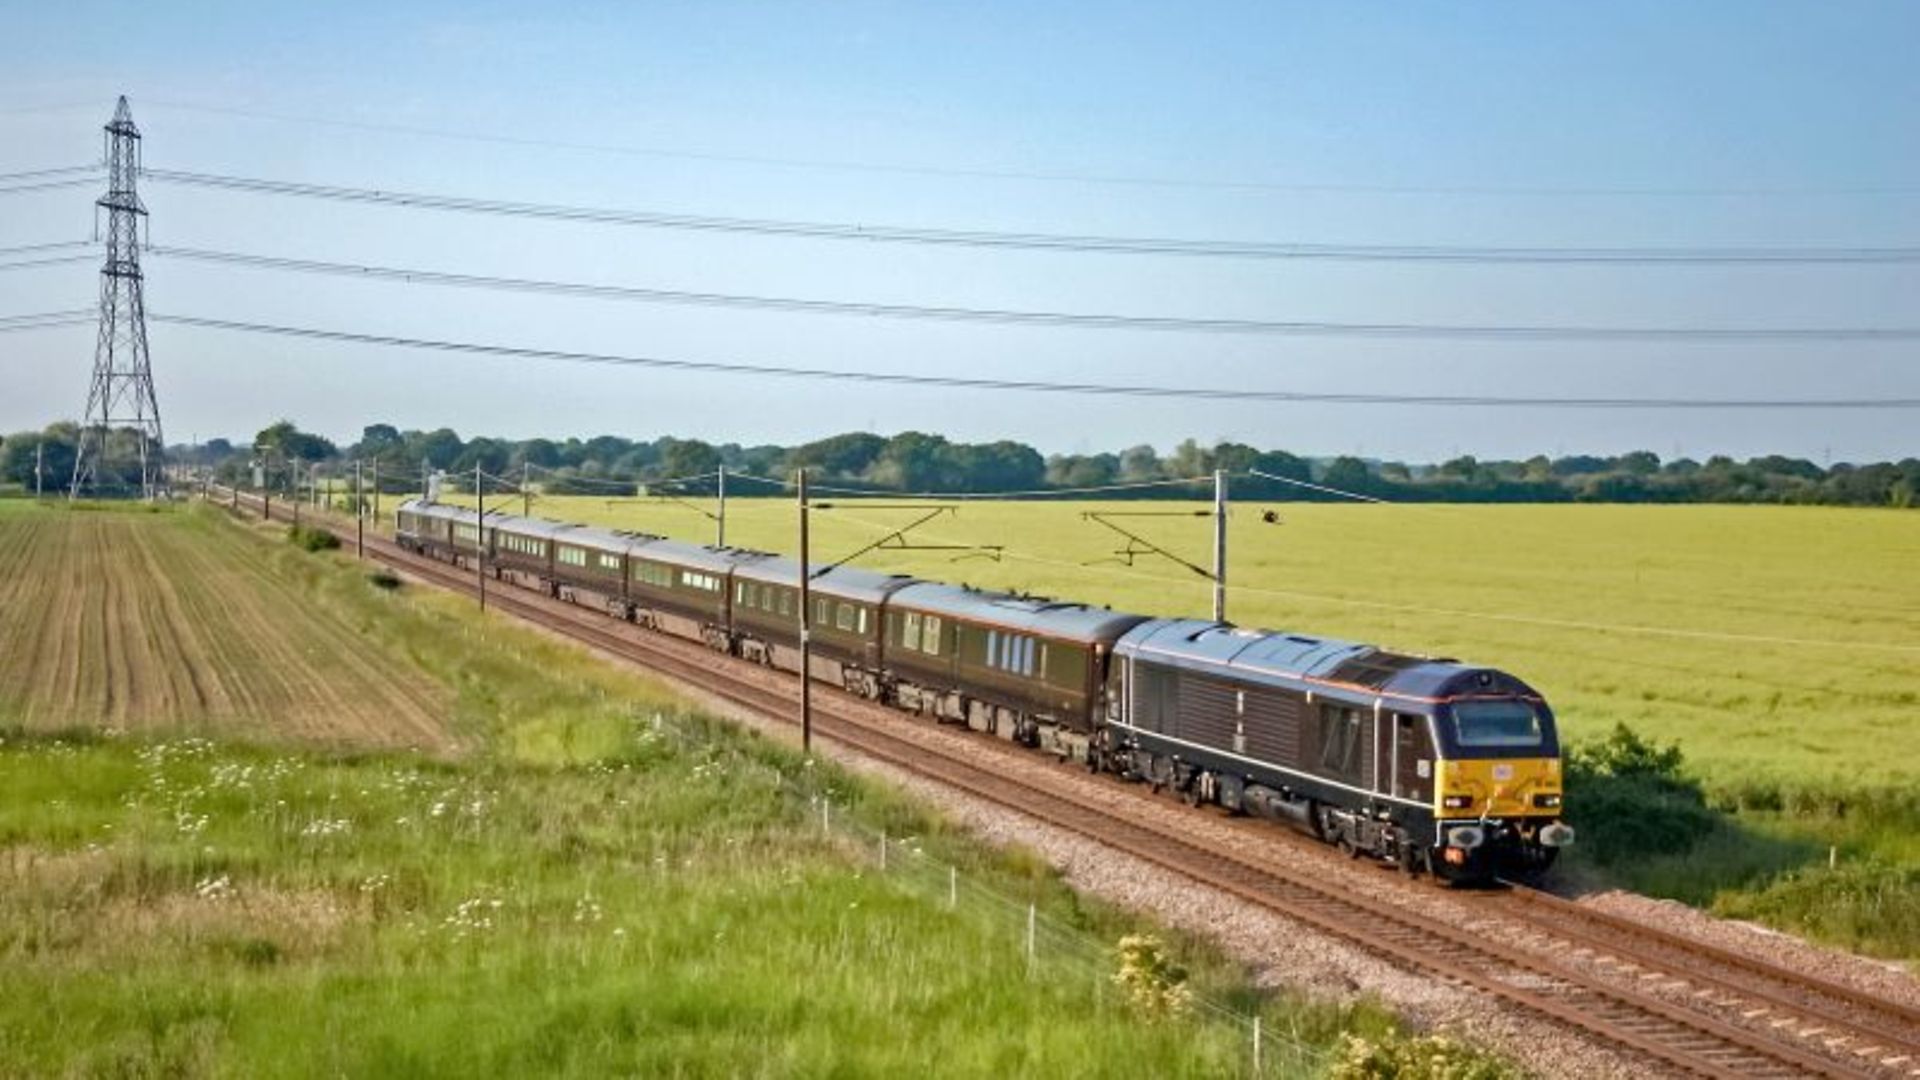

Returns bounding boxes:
[395,497,1573,882]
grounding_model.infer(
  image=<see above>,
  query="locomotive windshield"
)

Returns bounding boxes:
[1448,700,1543,749]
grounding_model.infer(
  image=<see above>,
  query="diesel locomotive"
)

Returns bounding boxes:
[395,498,1573,881]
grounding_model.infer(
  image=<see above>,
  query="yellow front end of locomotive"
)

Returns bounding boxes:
[1436,757,1563,818]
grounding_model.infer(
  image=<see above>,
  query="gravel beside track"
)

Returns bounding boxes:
[212,491,1920,1079]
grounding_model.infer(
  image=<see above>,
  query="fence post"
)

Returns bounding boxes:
[1026,903,1036,968]
[821,799,830,835]
[879,830,887,872]
[1253,1016,1262,1074]
[948,865,957,910]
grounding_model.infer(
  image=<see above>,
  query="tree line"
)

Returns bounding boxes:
[3,420,1915,508]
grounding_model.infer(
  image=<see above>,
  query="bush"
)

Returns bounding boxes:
[1716,860,1920,960]
[1110,934,1192,1017]
[286,524,340,552]
[367,567,402,591]
[1564,724,1717,865]
[1329,1032,1516,1079]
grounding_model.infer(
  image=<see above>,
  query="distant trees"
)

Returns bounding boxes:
[252,419,337,462]
[62,418,1910,509]
[0,424,78,490]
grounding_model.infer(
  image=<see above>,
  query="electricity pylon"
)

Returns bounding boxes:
[71,96,165,499]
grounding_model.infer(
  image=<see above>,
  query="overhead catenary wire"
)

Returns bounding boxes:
[727,471,1214,500]
[147,243,1920,341]
[133,99,1920,200]
[140,169,1920,266]
[143,312,1920,409]
[1243,467,1393,504]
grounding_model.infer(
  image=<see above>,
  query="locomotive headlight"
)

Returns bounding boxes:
[1442,794,1473,810]
[1532,794,1561,809]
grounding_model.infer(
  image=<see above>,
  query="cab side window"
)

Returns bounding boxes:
[1318,707,1364,782]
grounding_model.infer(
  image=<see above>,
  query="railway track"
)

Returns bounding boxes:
[212,489,1916,1077]
[1481,885,1920,1076]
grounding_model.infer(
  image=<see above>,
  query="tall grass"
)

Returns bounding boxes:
[1560,725,1919,962]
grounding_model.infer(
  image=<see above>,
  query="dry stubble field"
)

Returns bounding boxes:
[0,502,450,750]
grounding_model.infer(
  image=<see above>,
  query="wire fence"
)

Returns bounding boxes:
[639,708,1329,1077]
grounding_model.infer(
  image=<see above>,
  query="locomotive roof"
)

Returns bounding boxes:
[1116,619,1538,706]
[731,556,918,604]
[890,582,1151,644]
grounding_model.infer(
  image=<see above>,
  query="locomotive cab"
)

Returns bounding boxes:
[1427,692,1574,880]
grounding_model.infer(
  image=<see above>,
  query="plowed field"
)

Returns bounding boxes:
[0,504,450,750]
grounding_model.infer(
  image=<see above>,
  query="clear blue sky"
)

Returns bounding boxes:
[3,1,1917,462]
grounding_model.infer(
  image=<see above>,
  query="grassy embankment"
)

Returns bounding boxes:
[0,500,1500,1077]
[459,494,1920,961]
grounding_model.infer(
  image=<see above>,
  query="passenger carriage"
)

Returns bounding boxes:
[883,583,1150,754]
[625,539,740,649]
[727,556,915,698]
[543,524,653,614]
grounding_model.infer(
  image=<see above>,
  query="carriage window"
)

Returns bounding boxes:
[857,608,868,634]
[904,612,923,648]
[778,590,792,616]
[986,630,1000,668]
[599,553,620,571]
[814,598,830,625]
[922,616,941,655]
[835,603,855,631]
[737,581,750,604]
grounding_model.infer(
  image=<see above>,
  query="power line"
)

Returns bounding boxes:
[0,102,103,118]
[148,243,1920,342]
[0,165,102,183]
[0,309,95,333]
[141,169,1920,266]
[144,311,1920,409]
[137,99,1920,199]
[0,255,99,274]
[0,177,102,197]
[0,240,98,258]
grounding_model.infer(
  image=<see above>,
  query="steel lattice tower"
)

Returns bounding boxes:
[71,95,165,499]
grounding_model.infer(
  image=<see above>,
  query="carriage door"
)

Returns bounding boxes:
[1392,713,1429,801]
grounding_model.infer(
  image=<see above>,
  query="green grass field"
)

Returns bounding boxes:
[2,501,1489,1077]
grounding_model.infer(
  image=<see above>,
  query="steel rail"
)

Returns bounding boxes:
[1482,884,1920,1073]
